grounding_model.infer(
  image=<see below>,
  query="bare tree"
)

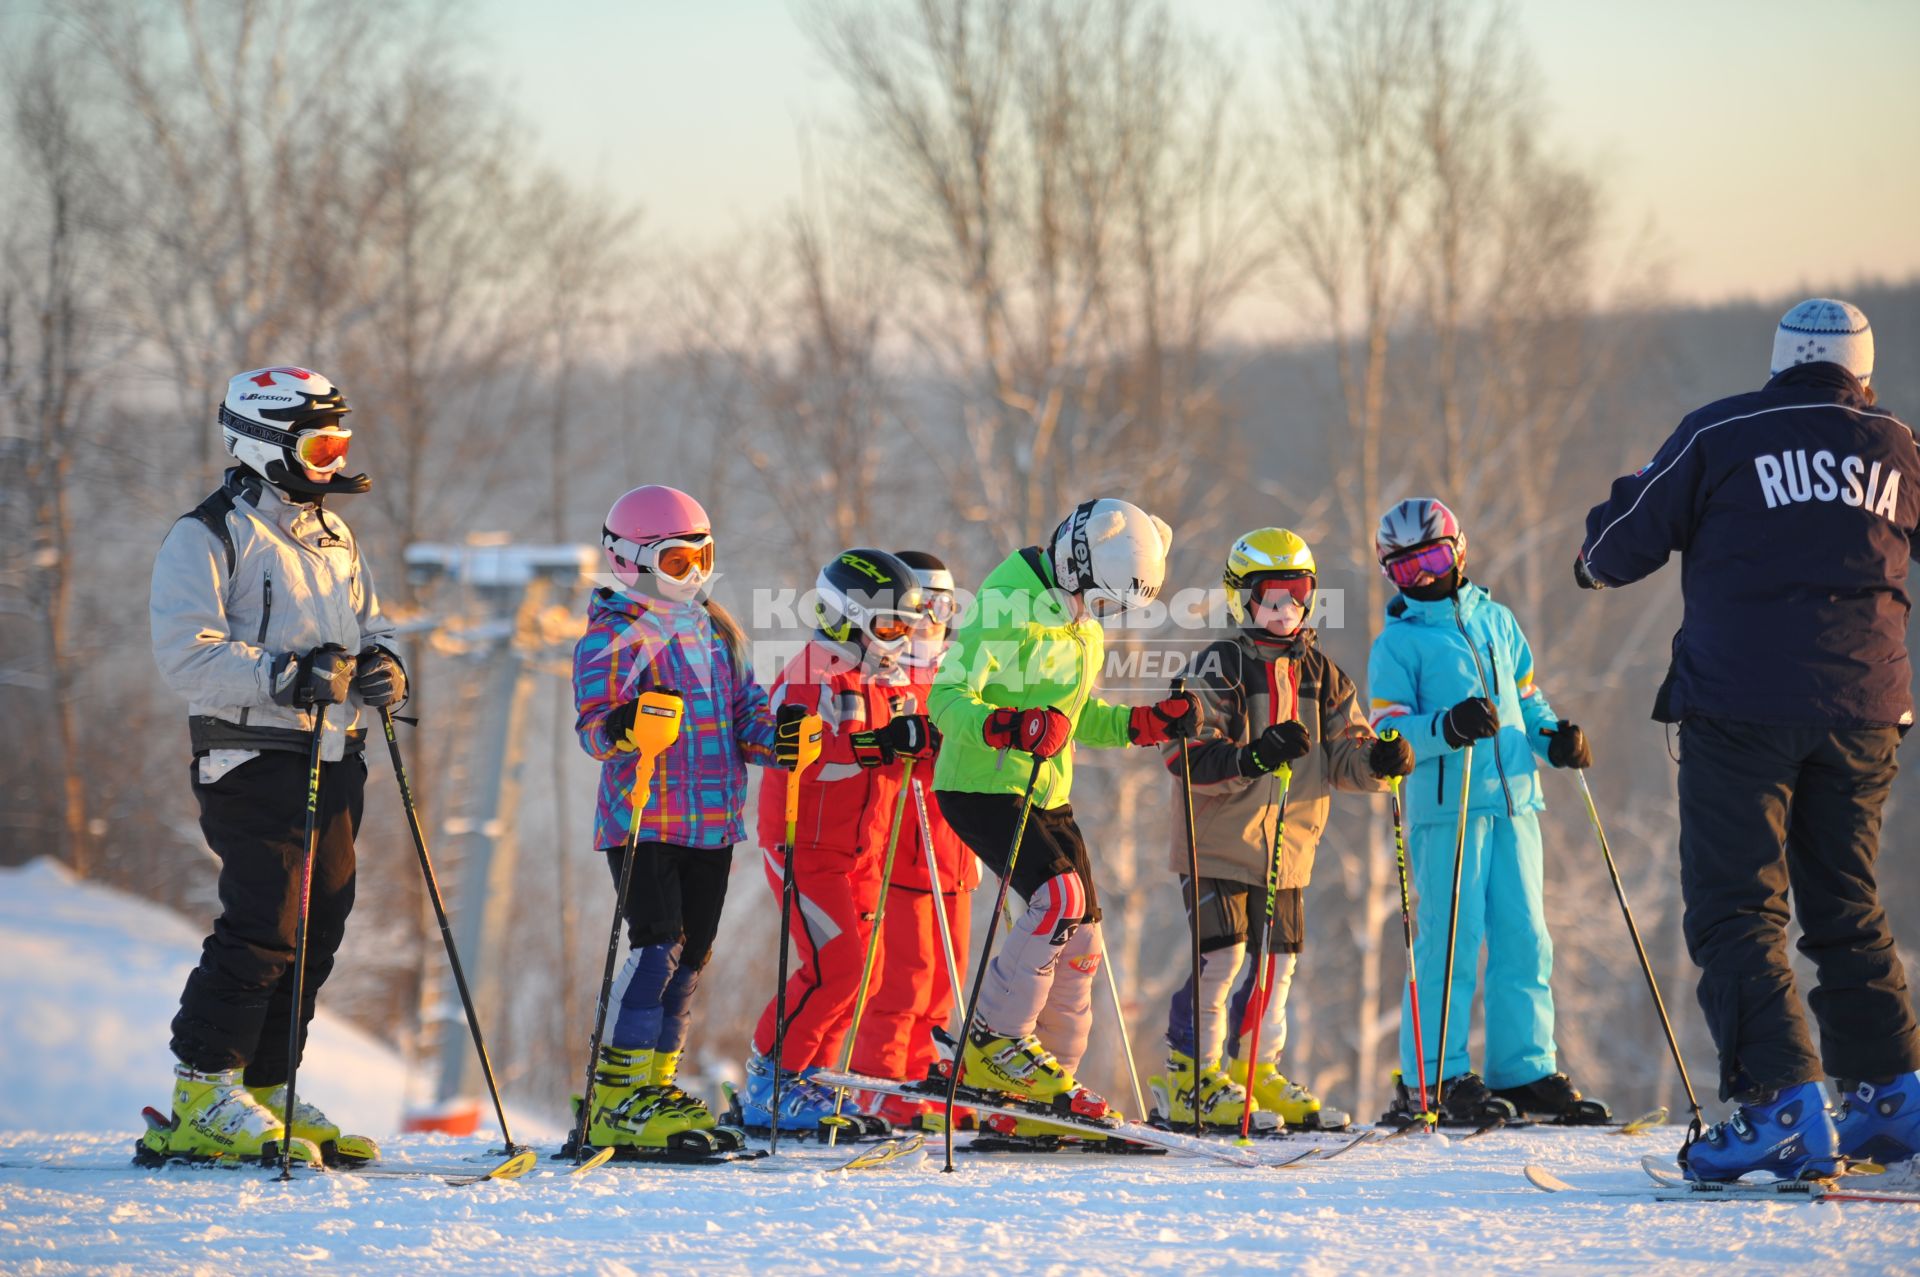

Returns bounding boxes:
[1267,0,1623,1116]
[0,29,124,874]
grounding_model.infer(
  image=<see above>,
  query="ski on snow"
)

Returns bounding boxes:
[1521,1153,1920,1203]
[812,1069,1374,1167]
[1383,1107,1669,1141]
[131,1106,540,1185]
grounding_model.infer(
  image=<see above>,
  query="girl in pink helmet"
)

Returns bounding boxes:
[569,484,802,1152]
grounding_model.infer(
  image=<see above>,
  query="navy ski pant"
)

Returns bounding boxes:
[1677,716,1920,1099]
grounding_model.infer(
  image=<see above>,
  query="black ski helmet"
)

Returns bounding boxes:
[815,548,926,657]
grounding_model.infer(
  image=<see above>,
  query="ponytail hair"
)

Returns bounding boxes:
[704,597,750,675]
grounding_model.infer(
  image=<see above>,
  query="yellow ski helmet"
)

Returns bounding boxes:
[1223,528,1317,625]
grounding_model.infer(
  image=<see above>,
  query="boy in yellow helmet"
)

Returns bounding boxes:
[1153,529,1412,1131]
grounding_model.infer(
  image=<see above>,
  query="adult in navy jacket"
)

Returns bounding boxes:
[1577,299,1920,1182]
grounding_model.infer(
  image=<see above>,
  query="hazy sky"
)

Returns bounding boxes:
[475,0,1920,308]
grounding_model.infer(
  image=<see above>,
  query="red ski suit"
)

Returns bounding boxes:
[849,664,980,1083]
[752,639,906,1071]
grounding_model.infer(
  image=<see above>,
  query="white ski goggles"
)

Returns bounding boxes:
[603,531,715,582]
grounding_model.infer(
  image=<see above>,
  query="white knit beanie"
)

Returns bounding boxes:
[1771,298,1873,386]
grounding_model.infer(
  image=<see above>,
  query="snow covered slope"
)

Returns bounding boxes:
[2,857,1914,1275]
[1,1127,1915,1275]
[0,858,409,1137]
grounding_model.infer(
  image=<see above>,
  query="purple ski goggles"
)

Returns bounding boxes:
[1382,540,1458,588]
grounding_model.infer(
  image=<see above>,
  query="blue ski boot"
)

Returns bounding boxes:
[1833,1071,1920,1168]
[740,1048,840,1133]
[1680,1081,1840,1182]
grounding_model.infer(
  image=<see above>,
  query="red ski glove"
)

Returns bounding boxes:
[1127,693,1201,747]
[983,706,1073,760]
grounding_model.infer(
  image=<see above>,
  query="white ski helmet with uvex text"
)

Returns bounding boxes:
[1049,498,1173,619]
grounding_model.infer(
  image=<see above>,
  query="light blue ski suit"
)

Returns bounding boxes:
[1367,582,1563,1091]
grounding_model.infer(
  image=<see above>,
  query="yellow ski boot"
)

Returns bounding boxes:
[650,1049,716,1132]
[248,1083,380,1163]
[958,1028,1117,1142]
[1153,1049,1269,1132]
[1229,1058,1351,1130]
[140,1065,322,1165]
[587,1046,695,1149]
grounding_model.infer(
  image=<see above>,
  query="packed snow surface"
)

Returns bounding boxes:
[3,860,1915,1275]
[3,1128,1917,1275]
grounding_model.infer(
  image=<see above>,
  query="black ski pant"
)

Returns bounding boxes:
[170,749,364,1086]
[1676,716,1920,1100]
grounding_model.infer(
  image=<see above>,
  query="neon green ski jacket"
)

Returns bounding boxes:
[928,545,1137,808]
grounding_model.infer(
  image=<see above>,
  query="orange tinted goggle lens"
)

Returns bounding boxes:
[296,429,351,469]
[655,541,714,580]
[869,614,915,642]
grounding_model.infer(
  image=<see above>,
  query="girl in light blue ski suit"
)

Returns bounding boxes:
[1365,498,1607,1124]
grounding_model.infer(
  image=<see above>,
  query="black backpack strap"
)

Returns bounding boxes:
[180,485,239,577]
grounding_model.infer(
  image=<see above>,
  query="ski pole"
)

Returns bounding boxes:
[1383,730,1434,1129]
[1172,676,1204,1139]
[1432,744,1472,1119]
[768,711,825,1156]
[1236,764,1291,1144]
[280,699,328,1181]
[381,707,517,1153]
[1574,767,1704,1143]
[944,753,1047,1173]
[827,758,917,1145]
[911,778,966,1038]
[1097,925,1149,1121]
[572,690,684,1164]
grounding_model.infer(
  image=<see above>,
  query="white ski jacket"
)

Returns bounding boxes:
[149,468,397,762]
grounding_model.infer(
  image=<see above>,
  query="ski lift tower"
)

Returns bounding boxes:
[400,536,597,1133]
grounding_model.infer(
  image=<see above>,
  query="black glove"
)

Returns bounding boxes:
[353,646,408,708]
[1368,734,1415,778]
[604,698,639,746]
[1543,720,1592,769]
[1574,554,1604,591]
[1440,697,1500,750]
[774,702,817,770]
[271,643,356,708]
[1238,720,1312,777]
[851,715,942,767]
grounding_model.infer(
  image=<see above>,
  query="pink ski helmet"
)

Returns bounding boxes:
[603,485,712,588]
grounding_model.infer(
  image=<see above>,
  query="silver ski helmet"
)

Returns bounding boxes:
[1376,497,1467,588]
[893,549,957,668]
[1049,498,1173,619]
[1375,497,1464,561]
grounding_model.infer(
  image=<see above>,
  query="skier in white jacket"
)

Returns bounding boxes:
[143,366,403,1166]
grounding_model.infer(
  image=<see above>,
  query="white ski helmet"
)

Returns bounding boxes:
[1049,498,1173,619]
[219,366,367,495]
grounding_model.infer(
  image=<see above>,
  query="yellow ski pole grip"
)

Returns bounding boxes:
[625,691,685,818]
[626,690,686,756]
[783,713,825,830]
[1381,728,1402,795]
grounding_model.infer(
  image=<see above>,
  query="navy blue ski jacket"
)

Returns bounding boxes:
[1580,363,1918,728]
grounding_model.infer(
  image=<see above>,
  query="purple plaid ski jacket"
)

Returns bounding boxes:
[572,588,777,851]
